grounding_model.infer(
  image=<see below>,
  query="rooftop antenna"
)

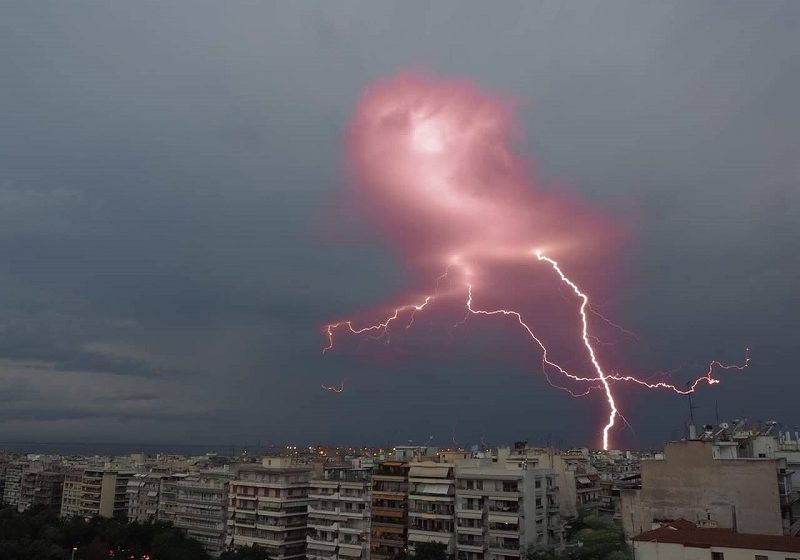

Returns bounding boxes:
[687,381,699,439]
[451,425,458,449]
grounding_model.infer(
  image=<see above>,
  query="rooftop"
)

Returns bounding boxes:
[633,528,800,553]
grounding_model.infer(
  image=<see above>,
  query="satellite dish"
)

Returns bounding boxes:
[719,422,729,430]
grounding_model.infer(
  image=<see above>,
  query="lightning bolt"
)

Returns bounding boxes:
[323,297,433,353]
[322,251,749,450]
[321,381,345,393]
[533,251,618,450]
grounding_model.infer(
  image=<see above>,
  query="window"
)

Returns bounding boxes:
[711,553,724,560]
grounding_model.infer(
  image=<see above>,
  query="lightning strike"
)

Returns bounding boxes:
[321,381,345,394]
[321,71,749,450]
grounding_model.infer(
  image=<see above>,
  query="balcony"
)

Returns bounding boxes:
[307,534,337,548]
[309,492,339,500]
[308,505,339,516]
[489,539,520,550]
[308,519,338,531]
[456,537,484,551]
[409,507,454,517]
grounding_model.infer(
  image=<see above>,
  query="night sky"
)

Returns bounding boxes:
[1,1,798,449]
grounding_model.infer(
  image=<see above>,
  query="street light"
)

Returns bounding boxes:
[71,547,78,560]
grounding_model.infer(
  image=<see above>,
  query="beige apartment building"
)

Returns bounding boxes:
[227,457,313,560]
[455,461,562,560]
[79,468,134,518]
[307,466,372,560]
[621,441,784,538]
[408,461,457,555]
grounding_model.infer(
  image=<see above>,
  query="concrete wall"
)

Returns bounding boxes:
[634,540,798,560]
[99,472,116,518]
[629,441,782,537]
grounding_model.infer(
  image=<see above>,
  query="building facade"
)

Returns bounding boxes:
[408,462,456,555]
[370,461,410,560]
[455,461,562,560]
[79,468,134,518]
[126,473,167,522]
[60,469,84,518]
[18,470,65,512]
[621,441,784,539]
[307,466,372,560]
[160,470,232,556]
[227,458,312,560]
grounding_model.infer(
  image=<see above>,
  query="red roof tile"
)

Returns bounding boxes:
[633,528,800,553]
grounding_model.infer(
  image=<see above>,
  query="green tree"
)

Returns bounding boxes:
[393,542,449,560]
[220,545,273,560]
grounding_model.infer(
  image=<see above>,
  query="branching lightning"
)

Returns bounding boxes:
[323,252,750,449]
[321,381,345,394]
[320,71,749,449]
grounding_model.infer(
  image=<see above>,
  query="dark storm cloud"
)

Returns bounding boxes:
[0,1,797,447]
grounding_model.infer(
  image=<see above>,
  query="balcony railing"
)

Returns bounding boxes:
[457,538,484,547]
[489,541,520,550]
[488,505,519,513]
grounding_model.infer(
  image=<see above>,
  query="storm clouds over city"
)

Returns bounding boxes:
[1,1,798,448]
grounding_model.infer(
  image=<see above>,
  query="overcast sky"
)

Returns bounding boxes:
[0,1,798,449]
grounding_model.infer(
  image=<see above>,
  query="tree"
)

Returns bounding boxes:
[393,542,449,560]
[559,509,631,560]
[220,545,273,560]
[0,506,211,560]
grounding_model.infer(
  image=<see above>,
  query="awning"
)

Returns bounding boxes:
[577,477,592,484]
[415,483,451,495]
[147,491,158,497]
[410,466,450,479]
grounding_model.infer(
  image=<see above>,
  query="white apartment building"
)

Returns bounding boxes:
[160,470,232,556]
[228,457,313,560]
[126,472,167,522]
[455,461,562,560]
[307,466,372,560]
[60,469,84,518]
[2,460,44,507]
[408,461,457,555]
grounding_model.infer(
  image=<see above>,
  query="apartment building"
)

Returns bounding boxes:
[620,441,784,539]
[0,459,6,503]
[307,466,372,560]
[228,457,313,560]
[408,461,456,555]
[2,461,37,507]
[455,461,562,560]
[79,468,134,518]
[160,470,232,556]
[126,472,168,522]
[18,470,65,512]
[370,461,410,560]
[61,469,84,518]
